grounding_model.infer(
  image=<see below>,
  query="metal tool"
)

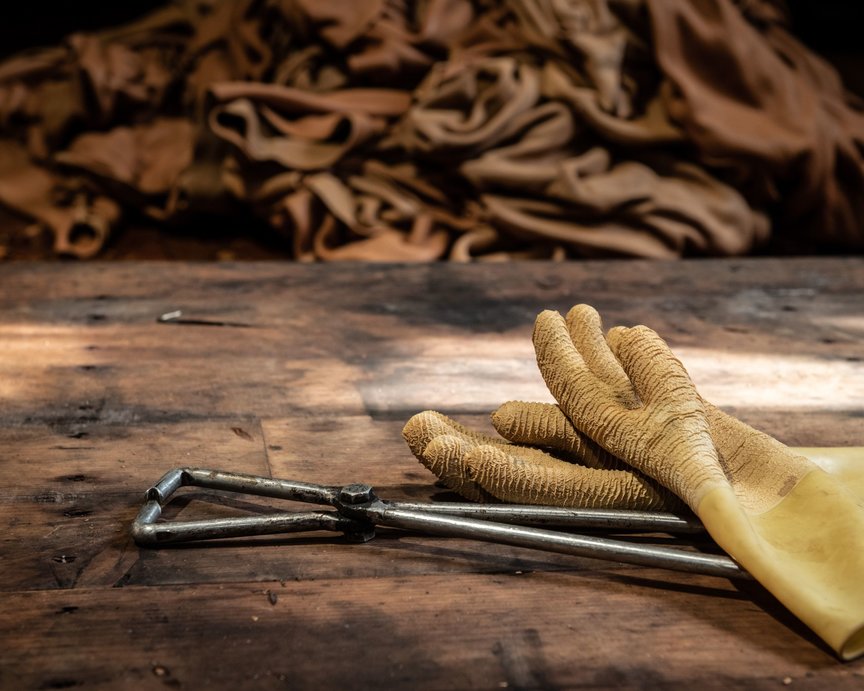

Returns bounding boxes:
[157,310,253,328]
[132,467,748,580]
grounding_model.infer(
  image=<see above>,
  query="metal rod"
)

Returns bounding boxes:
[157,310,253,328]
[171,468,340,505]
[386,502,704,534]
[133,509,366,544]
[361,501,746,580]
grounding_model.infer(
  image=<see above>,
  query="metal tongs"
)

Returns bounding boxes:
[132,468,748,580]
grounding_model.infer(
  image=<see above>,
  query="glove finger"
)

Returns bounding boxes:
[403,408,570,466]
[607,325,726,507]
[491,400,627,470]
[404,412,567,500]
[464,443,682,510]
[402,409,505,459]
[565,304,638,407]
[533,309,622,444]
[419,434,497,502]
[606,325,698,409]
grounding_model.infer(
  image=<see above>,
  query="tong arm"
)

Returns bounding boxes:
[340,495,748,580]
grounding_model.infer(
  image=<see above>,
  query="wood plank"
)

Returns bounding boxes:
[0,420,272,591]
[2,258,862,312]
[0,420,270,496]
[1,259,861,426]
[0,331,368,422]
[1,575,862,691]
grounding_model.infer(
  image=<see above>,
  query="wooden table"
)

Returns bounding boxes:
[2,258,863,689]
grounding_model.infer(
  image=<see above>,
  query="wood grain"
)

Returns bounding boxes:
[1,258,862,687]
[1,575,861,690]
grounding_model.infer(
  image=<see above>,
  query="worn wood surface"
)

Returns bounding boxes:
[1,258,863,689]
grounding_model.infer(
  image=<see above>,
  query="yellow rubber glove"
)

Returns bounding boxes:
[531,304,864,660]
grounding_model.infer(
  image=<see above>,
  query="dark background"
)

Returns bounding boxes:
[0,1,160,58]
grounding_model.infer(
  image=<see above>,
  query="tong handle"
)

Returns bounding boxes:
[351,500,748,580]
[133,468,371,545]
[133,510,371,545]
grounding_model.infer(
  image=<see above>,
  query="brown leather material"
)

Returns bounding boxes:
[397,57,542,154]
[0,0,861,259]
[0,141,121,259]
[53,118,195,196]
[208,99,384,170]
[647,0,864,249]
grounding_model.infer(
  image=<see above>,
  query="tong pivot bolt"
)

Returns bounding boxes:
[338,484,375,505]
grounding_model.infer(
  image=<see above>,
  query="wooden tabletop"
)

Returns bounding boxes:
[2,258,863,689]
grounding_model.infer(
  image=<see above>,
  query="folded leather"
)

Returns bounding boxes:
[2,0,863,258]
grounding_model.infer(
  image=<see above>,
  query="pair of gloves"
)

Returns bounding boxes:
[403,305,864,660]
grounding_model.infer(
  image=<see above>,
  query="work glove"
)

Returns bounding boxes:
[535,304,864,660]
[403,304,864,660]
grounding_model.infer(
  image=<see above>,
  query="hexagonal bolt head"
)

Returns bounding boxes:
[338,483,375,505]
